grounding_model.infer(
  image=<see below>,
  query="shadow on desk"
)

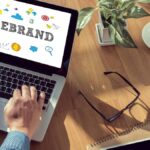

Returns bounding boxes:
[31,109,70,150]
[30,80,150,150]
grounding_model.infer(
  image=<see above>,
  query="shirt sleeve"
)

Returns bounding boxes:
[0,131,30,150]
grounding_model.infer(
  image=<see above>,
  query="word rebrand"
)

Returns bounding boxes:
[1,21,54,42]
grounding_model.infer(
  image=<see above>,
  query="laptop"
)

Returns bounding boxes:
[0,0,78,142]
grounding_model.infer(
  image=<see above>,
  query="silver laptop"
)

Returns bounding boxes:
[0,0,78,142]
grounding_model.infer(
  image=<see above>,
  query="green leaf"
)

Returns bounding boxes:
[99,1,114,9]
[120,1,135,13]
[138,0,150,3]
[108,23,137,48]
[100,6,112,20]
[126,6,150,18]
[76,7,95,35]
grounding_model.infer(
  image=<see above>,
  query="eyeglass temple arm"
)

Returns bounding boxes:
[79,72,140,123]
[79,91,109,121]
[104,71,140,95]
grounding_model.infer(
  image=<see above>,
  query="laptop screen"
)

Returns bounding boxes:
[0,0,71,68]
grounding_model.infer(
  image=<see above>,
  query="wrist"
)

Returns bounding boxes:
[8,127,32,140]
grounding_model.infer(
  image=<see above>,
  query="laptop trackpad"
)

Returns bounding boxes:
[0,98,7,130]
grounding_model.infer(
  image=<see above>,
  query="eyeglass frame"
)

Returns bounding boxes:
[79,71,140,123]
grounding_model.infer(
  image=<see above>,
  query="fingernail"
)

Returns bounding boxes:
[40,92,45,98]
[30,86,36,89]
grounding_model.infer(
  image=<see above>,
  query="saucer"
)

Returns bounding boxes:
[142,22,150,48]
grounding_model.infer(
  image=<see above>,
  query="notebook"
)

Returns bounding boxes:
[87,120,150,150]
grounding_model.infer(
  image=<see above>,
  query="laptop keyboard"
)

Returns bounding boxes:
[0,66,56,109]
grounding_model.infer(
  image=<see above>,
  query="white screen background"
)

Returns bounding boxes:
[0,0,71,68]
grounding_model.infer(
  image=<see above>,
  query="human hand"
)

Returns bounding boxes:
[4,85,45,140]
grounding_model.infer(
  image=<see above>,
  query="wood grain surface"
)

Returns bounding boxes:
[0,1,150,150]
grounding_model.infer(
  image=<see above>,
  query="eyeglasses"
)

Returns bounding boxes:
[79,71,140,123]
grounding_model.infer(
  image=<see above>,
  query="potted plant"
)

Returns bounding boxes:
[77,0,150,48]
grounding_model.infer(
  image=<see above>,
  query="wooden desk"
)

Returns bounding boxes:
[1,1,150,150]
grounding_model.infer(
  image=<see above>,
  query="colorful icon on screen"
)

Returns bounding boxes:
[11,13,23,20]
[6,4,10,7]
[41,15,49,21]
[30,46,38,52]
[45,46,53,56]
[52,23,60,30]
[4,8,9,12]
[0,43,9,50]
[0,10,3,15]
[26,8,37,16]
[50,16,54,19]
[29,19,34,24]
[11,43,21,52]
[26,8,33,15]
[46,24,52,29]
[32,12,37,16]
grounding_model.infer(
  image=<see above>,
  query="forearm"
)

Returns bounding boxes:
[0,131,30,150]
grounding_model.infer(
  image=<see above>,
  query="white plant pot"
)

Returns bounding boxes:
[96,13,115,46]
[96,23,115,46]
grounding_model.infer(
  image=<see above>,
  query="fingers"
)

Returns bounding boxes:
[11,85,44,109]
[22,85,31,99]
[4,97,14,112]
[30,86,37,101]
[38,92,45,110]
[13,89,21,98]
